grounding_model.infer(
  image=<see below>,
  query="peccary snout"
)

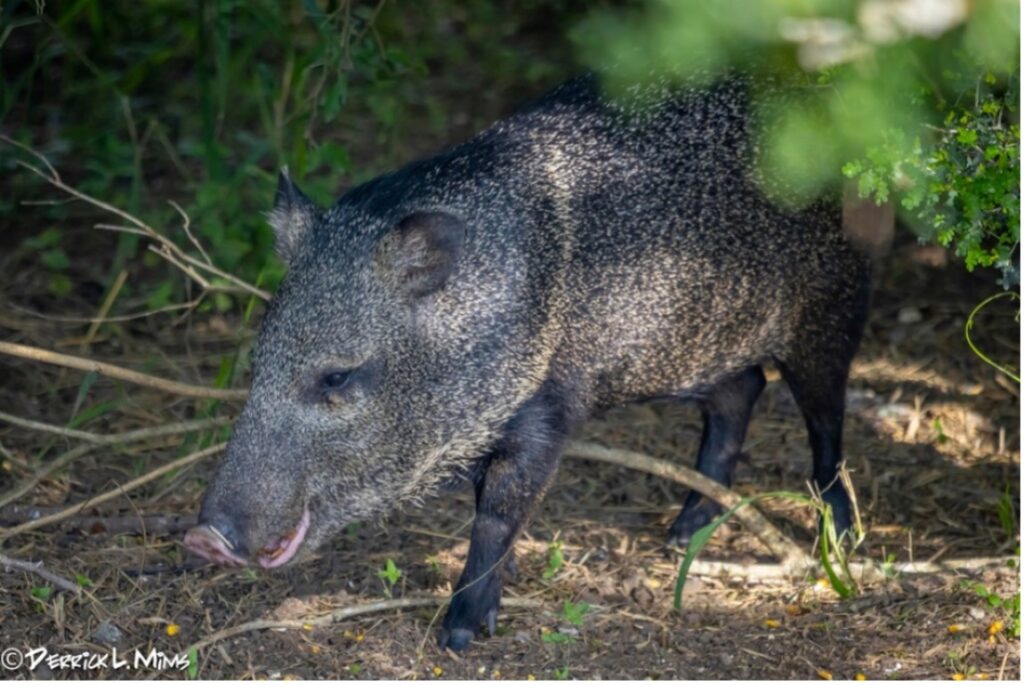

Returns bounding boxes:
[186,496,313,569]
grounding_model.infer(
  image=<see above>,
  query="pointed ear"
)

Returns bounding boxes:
[375,211,466,298]
[267,167,320,264]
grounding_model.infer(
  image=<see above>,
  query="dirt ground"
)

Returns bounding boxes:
[0,207,1021,681]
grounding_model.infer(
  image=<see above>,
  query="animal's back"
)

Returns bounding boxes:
[470,74,872,407]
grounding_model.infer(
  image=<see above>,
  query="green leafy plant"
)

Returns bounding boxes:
[377,558,402,597]
[541,630,574,645]
[673,488,865,609]
[995,487,1018,542]
[543,540,565,580]
[186,646,199,679]
[553,665,571,680]
[561,600,590,627]
[577,0,1020,287]
[29,585,53,602]
[963,581,1021,638]
[844,77,1019,288]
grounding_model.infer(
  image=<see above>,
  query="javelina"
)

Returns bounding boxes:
[185,73,872,651]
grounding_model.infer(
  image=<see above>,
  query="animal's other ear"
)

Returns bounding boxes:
[375,211,466,298]
[268,167,320,264]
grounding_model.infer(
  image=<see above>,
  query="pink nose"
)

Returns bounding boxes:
[184,524,248,567]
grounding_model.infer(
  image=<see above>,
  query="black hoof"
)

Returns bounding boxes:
[667,499,722,551]
[819,485,854,540]
[439,570,502,652]
[438,627,476,652]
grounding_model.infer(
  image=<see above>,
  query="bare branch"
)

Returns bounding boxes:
[0,552,82,595]
[0,341,248,400]
[0,414,232,510]
[185,596,542,655]
[0,442,226,540]
[564,441,813,571]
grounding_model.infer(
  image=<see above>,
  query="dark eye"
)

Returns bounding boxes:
[320,370,352,392]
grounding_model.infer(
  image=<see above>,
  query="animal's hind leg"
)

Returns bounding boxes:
[774,279,870,538]
[667,365,765,548]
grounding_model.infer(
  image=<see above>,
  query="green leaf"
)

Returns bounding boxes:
[818,506,854,599]
[31,586,53,601]
[377,558,401,586]
[543,541,564,580]
[48,273,72,297]
[40,248,70,270]
[541,631,574,644]
[186,646,199,679]
[75,574,93,587]
[561,600,590,627]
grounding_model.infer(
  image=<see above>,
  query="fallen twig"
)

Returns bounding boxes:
[0,443,98,510]
[564,441,813,572]
[0,411,231,445]
[0,552,82,595]
[0,442,226,540]
[185,595,542,654]
[0,504,197,536]
[0,341,248,400]
[0,415,232,509]
[649,556,1018,583]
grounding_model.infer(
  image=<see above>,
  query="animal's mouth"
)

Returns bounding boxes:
[183,505,312,570]
[183,523,248,567]
[257,506,312,569]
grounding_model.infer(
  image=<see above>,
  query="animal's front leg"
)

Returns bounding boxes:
[439,386,567,652]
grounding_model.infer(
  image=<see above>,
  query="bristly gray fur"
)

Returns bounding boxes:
[197,72,872,575]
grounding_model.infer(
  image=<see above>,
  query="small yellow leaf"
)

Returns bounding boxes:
[947,624,965,634]
[165,623,180,637]
[302,623,314,632]
[433,666,443,677]
[310,645,321,655]
[491,669,501,679]
[644,578,662,589]
[987,620,1003,636]
[977,673,990,680]
[952,673,966,681]
[855,673,867,681]
[527,676,536,681]
[817,668,833,680]
[355,630,365,643]
[764,619,781,629]
[785,604,805,616]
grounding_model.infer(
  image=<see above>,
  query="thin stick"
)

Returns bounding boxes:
[185,596,542,654]
[0,341,248,400]
[650,556,1018,582]
[0,443,226,540]
[564,441,812,571]
[0,415,231,509]
[0,505,197,536]
[0,411,230,445]
[1,134,271,301]
[81,268,128,353]
[0,552,82,595]
[0,443,98,510]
